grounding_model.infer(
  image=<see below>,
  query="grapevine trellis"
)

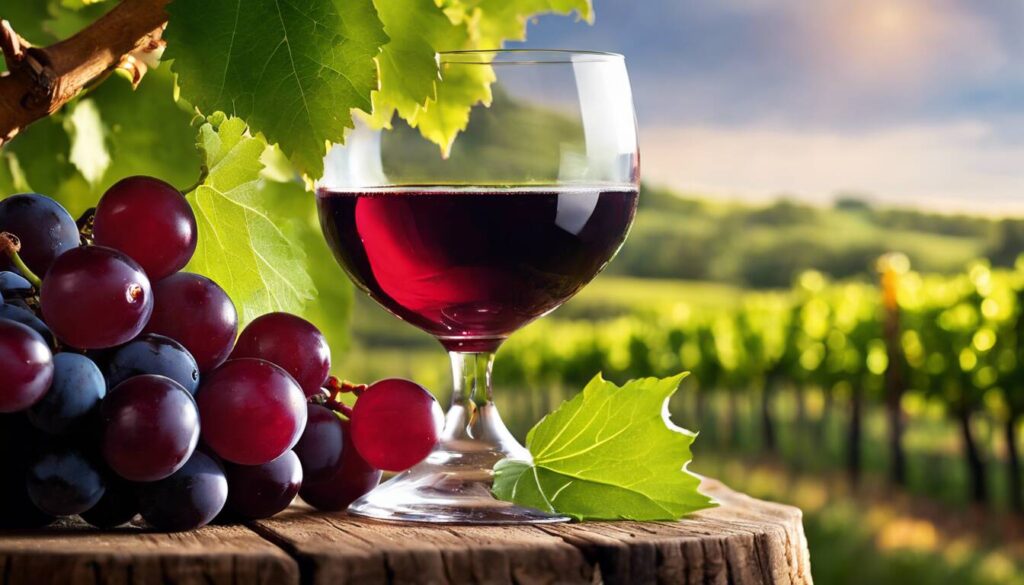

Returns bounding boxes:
[498,255,1024,512]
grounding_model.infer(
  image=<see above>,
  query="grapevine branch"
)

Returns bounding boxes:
[0,0,169,146]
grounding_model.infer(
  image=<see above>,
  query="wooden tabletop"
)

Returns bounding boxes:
[0,478,812,585]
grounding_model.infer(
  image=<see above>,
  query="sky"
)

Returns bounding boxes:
[515,0,1024,214]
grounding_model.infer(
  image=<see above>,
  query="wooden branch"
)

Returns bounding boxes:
[0,0,170,145]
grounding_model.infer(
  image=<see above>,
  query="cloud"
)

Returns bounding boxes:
[642,122,1024,214]
[516,0,1024,209]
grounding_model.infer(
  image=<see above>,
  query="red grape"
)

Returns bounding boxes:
[144,272,237,372]
[351,378,443,472]
[94,176,198,281]
[0,320,54,413]
[101,375,200,482]
[293,404,345,482]
[224,450,302,520]
[197,359,307,465]
[230,312,331,397]
[40,246,153,349]
[299,418,381,511]
[139,450,227,531]
[0,193,80,276]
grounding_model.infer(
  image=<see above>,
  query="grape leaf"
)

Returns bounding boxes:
[90,68,201,193]
[165,0,387,177]
[408,61,495,157]
[186,116,315,325]
[44,1,114,39]
[455,0,592,46]
[367,0,464,127]
[63,99,110,186]
[258,178,354,357]
[4,115,75,198]
[401,0,592,155]
[492,373,715,521]
[59,0,108,9]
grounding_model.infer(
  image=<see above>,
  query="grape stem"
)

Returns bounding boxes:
[310,389,355,419]
[180,164,209,196]
[326,376,366,397]
[0,232,42,288]
[0,1,170,145]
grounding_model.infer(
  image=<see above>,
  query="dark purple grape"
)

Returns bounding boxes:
[0,319,54,412]
[93,176,198,281]
[0,465,53,528]
[106,333,200,394]
[351,378,443,472]
[27,353,105,435]
[26,447,106,516]
[0,303,56,348]
[0,415,54,528]
[230,312,331,397]
[40,246,153,349]
[139,450,227,531]
[80,477,139,528]
[101,375,200,482]
[300,418,381,511]
[294,404,345,482]
[0,193,80,276]
[0,271,33,297]
[144,273,237,372]
[196,359,307,465]
[224,451,302,520]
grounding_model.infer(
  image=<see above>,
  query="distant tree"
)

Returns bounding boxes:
[743,199,818,226]
[987,219,1024,267]
[834,195,873,213]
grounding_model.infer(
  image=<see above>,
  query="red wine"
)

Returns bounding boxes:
[317,186,637,352]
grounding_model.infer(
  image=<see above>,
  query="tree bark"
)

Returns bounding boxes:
[0,0,169,144]
[761,375,777,452]
[883,325,906,485]
[727,388,741,448]
[794,383,807,433]
[847,381,863,485]
[958,406,988,504]
[816,384,833,443]
[1006,414,1022,514]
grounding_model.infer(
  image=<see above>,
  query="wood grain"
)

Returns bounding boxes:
[0,519,298,585]
[251,478,812,585]
[0,479,810,584]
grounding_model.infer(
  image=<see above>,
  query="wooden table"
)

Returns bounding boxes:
[0,479,812,584]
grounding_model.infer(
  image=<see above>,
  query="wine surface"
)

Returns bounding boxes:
[317,186,638,351]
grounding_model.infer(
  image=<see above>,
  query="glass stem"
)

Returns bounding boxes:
[443,351,531,461]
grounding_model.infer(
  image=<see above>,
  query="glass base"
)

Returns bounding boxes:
[348,402,570,524]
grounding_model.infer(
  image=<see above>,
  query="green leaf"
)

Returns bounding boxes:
[59,0,108,9]
[186,116,315,325]
[92,67,202,193]
[492,373,715,521]
[456,0,592,46]
[43,1,112,40]
[165,0,387,178]
[259,178,354,358]
[63,99,110,186]
[4,115,76,197]
[393,0,592,155]
[408,61,494,157]
[367,0,463,126]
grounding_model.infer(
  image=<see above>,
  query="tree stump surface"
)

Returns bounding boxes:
[0,478,811,585]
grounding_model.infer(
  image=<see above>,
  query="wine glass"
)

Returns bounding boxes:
[317,50,639,524]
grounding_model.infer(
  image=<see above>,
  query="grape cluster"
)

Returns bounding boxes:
[0,178,445,532]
